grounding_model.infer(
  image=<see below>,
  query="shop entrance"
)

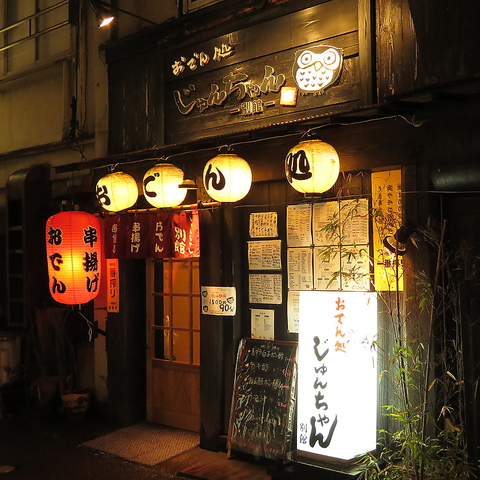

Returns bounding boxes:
[146,258,201,432]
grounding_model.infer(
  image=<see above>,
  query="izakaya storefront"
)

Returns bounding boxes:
[86,0,437,477]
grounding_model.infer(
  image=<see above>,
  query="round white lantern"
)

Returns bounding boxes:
[203,153,252,202]
[96,172,138,212]
[143,163,187,208]
[285,139,340,194]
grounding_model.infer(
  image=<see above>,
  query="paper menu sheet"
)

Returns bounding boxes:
[251,309,275,340]
[313,246,341,290]
[312,201,339,246]
[249,274,282,304]
[248,240,281,270]
[287,291,299,333]
[340,198,369,245]
[287,204,312,247]
[287,248,313,290]
[249,211,278,238]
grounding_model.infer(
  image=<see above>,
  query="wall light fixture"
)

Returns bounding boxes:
[88,0,158,28]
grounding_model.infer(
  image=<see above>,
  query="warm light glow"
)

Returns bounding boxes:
[46,211,102,305]
[285,139,340,194]
[280,86,298,106]
[96,171,138,212]
[297,291,377,462]
[143,163,187,208]
[99,15,114,27]
[203,153,252,202]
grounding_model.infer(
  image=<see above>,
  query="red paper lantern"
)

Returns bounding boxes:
[46,211,102,305]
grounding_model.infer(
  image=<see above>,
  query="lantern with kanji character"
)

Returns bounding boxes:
[96,171,138,212]
[203,153,252,202]
[46,211,102,305]
[285,139,340,194]
[143,163,187,208]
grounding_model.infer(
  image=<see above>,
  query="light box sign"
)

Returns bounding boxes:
[297,291,377,462]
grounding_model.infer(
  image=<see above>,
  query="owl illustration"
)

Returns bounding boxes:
[293,45,343,94]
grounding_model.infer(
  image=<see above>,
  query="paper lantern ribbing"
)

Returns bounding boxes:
[96,171,138,212]
[143,163,187,208]
[203,154,252,202]
[46,211,102,305]
[285,139,340,194]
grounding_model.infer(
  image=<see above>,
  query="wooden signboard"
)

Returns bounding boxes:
[163,0,368,144]
[227,338,298,459]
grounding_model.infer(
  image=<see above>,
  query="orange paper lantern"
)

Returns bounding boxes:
[46,211,102,305]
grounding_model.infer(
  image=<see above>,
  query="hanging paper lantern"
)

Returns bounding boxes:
[46,211,102,305]
[285,139,340,194]
[203,153,252,202]
[143,163,187,208]
[96,171,138,212]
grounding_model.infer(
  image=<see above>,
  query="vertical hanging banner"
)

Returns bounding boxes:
[297,291,377,462]
[106,258,120,313]
[125,213,150,259]
[172,209,200,258]
[149,211,172,258]
[104,214,126,259]
[372,170,403,291]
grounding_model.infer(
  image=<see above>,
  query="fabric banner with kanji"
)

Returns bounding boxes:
[101,209,200,259]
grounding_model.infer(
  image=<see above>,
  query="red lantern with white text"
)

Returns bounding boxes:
[46,211,102,305]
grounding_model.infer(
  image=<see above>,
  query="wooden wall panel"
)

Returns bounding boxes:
[377,0,480,99]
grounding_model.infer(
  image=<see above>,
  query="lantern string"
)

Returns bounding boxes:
[78,311,94,342]
[302,114,423,140]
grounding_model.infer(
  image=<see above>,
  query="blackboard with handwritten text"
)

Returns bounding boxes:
[227,338,298,459]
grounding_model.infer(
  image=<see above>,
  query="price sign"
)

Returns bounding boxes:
[201,286,236,316]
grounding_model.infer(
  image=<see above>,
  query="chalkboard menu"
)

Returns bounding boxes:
[227,338,298,459]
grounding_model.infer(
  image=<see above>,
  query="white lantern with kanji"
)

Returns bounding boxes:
[96,171,138,212]
[203,153,252,202]
[285,139,340,194]
[143,163,187,208]
[46,211,102,305]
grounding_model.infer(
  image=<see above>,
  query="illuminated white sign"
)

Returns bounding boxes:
[297,291,377,462]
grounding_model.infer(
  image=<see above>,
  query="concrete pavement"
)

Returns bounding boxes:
[0,413,181,480]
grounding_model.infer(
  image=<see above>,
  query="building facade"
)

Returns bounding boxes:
[1,0,479,477]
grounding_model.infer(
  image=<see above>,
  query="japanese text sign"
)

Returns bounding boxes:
[297,291,377,462]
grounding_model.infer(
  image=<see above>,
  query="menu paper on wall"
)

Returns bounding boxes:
[251,309,275,340]
[340,198,369,245]
[249,212,278,238]
[287,204,312,247]
[249,274,282,304]
[287,247,313,290]
[313,246,340,291]
[248,240,282,270]
[201,286,236,316]
[341,245,371,291]
[312,201,340,246]
[287,291,300,333]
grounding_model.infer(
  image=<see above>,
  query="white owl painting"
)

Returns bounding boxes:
[293,45,343,94]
